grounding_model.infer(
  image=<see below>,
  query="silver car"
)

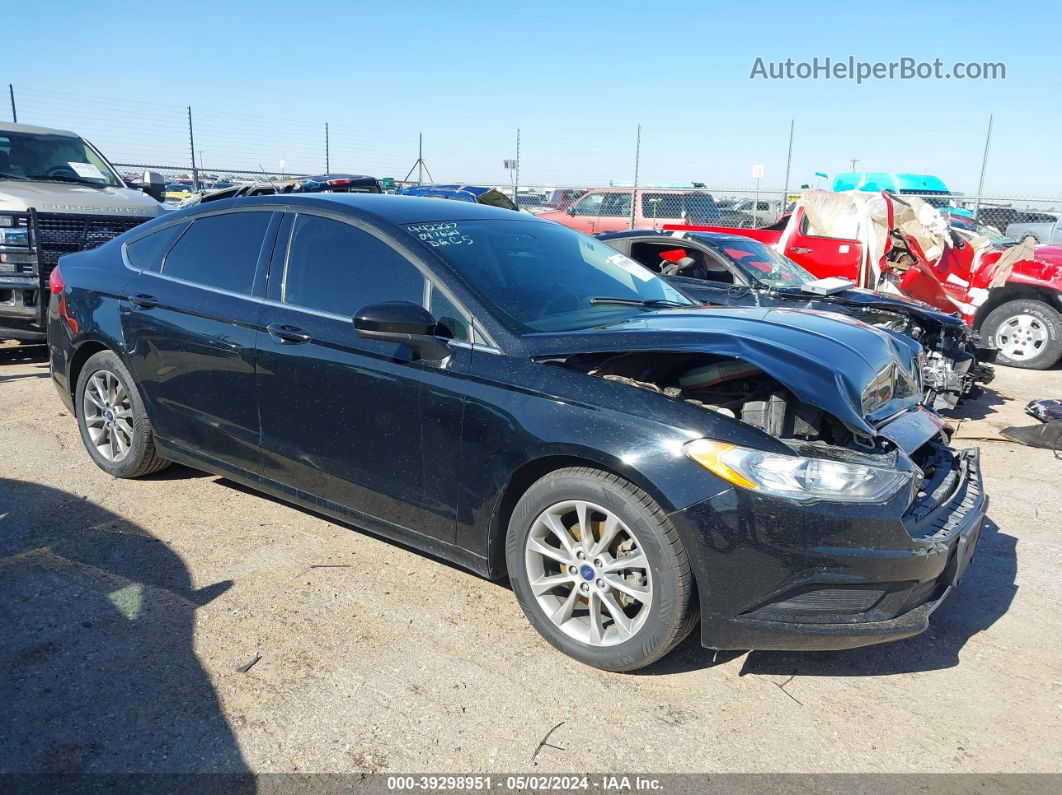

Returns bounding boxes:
[1006,215,1062,244]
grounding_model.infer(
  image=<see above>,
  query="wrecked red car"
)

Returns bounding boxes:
[667,190,1062,369]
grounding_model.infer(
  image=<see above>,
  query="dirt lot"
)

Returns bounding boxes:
[1,341,1060,775]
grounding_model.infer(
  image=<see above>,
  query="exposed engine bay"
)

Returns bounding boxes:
[555,351,891,460]
[552,350,966,515]
[841,303,994,410]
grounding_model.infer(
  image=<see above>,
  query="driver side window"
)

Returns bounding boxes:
[570,193,605,216]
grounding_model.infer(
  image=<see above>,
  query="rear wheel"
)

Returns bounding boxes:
[506,467,697,671]
[981,299,1062,369]
[75,350,170,478]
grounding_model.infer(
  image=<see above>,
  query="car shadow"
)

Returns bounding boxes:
[942,384,1008,423]
[0,343,48,366]
[640,516,1016,677]
[0,478,251,777]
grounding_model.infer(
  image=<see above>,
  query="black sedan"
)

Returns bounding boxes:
[597,229,996,410]
[47,195,986,671]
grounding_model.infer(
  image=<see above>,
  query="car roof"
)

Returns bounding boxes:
[203,192,547,224]
[0,121,80,137]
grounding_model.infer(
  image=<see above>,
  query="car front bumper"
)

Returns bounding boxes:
[670,446,986,652]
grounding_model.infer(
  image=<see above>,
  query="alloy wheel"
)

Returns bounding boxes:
[995,314,1047,361]
[82,370,135,462]
[523,500,653,647]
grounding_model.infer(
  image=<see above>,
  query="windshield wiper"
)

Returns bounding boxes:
[0,172,31,181]
[28,175,110,189]
[589,297,690,308]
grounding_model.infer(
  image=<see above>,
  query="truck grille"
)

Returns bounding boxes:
[36,213,150,268]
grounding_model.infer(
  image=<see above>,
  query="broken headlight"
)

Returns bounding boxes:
[685,439,911,503]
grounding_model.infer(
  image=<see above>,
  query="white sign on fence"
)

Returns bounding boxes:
[752,164,765,179]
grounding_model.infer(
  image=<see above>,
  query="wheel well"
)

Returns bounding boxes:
[67,341,110,411]
[485,454,665,580]
[973,284,1061,329]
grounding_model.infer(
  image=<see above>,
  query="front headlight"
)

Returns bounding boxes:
[684,439,911,503]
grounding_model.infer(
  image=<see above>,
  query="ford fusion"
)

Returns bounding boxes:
[47,195,986,671]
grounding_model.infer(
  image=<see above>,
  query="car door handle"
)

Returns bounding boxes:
[266,322,312,344]
[790,247,814,254]
[128,293,158,309]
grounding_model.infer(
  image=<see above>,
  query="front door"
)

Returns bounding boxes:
[255,211,468,543]
[564,191,607,234]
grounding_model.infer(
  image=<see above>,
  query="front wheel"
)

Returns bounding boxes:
[980,299,1062,370]
[506,467,697,671]
[75,350,171,478]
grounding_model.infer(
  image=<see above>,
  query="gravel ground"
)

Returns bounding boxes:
[1,340,1060,775]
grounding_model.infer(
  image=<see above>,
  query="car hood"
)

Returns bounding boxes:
[0,181,164,217]
[527,305,923,437]
[787,285,965,327]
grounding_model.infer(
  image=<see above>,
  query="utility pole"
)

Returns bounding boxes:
[629,124,641,230]
[8,84,16,123]
[782,119,794,212]
[849,158,859,171]
[325,122,330,173]
[187,106,199,190]
[975,114,993,215]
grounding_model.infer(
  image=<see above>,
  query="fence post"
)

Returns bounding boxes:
[975,114,993,216]
[187,106,199,190]
[8,84,16,123]
[782,119,794,212]
[629,124,641,230]
[325,122,330,173]
[513,128,520,204]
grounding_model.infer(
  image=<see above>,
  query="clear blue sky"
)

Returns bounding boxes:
[5,0,1061,196]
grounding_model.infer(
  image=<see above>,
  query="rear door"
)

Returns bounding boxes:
[121,208,278,474]
[782,208,864,282]
[255,210,469,543]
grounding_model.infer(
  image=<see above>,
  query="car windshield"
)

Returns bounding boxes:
[407,219,694,332]
[0,130,121,188]
[707,237,817,288]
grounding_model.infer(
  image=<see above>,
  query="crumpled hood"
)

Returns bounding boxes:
[527,305,923,437]
[797,285,965,328]
[0,181,163,217]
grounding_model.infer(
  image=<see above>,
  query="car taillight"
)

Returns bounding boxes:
[49,266,64,295]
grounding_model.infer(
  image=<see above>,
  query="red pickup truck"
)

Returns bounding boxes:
[666,191,1062,369]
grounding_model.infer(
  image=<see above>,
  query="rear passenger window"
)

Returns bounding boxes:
[163,212,271,294]
[125,223,187,271]
[283,215,425,316]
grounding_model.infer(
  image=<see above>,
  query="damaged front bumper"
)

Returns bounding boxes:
[670,445,986,652]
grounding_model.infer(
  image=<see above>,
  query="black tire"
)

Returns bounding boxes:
[75,350,170,478]
[506,467,697,672]
[980,299,1062,370]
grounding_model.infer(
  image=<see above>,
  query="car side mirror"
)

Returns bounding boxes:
[134,170,166,203]
[567,205,576,216]
[353,301,451,361]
